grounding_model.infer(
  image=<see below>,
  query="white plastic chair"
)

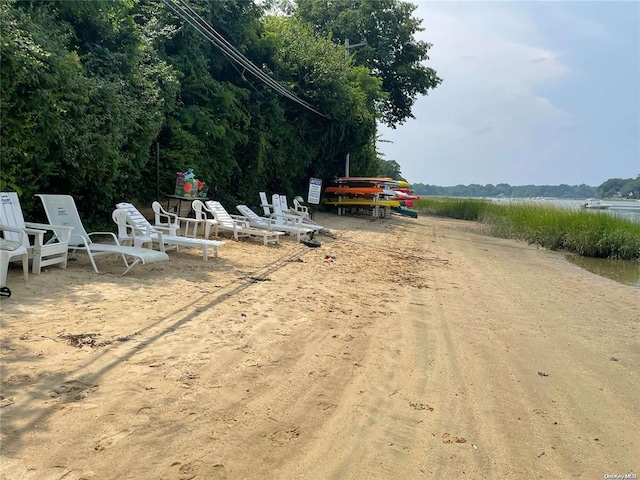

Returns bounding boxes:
[116,203,225,260]
[236,205,312,242]
[152,201,201,238]
[259,192,272,217]
[0,225,29,289]
[293,196,310,218]
[112,209,153,249]
[191,200,219,239]
[0,191,72,274]
[36,194,169,275]
[272,194,322,232]
[204,201,284,246]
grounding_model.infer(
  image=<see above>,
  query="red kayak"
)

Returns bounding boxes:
[391,190,420,201]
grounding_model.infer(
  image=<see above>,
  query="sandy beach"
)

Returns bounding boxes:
[1,213,638,480]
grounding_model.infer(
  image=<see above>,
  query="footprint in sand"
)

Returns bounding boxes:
[268,427,300,446]
[131,406,152,427]
[94,430,131,451]
[4,374,34,386]
[164,461,227,480]
[442,432,467,444]
[50,380,98,401]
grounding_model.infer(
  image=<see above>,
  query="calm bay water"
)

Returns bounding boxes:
[490,198,640,287]
[567,255,640,288]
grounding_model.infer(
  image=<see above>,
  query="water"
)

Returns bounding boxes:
[567,255,640,288]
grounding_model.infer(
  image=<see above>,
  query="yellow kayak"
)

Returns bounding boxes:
[324,198,401,208]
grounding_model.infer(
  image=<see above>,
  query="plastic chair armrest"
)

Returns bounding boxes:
[24,222,74,243]
[0,224,29,245]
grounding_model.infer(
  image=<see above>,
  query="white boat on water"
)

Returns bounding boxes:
[582,199,611,210]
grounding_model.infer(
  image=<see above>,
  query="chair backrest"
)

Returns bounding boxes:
[279,195,290,214]
[272,194,284,216]
[0,192,27,246]
[36,194,90,247]
[204,201,234,227]
[111,208,132,240]
[152,201,179,227]
[236,205,268,227]
[259,192,271,216]
[192,200,209,222]
[116,203,156,234]
[293,197,309,217]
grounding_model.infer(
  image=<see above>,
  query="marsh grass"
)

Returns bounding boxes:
[414,197,495,221]
[414,198,640,260]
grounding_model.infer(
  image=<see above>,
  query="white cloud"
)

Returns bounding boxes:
[378,2,579,185]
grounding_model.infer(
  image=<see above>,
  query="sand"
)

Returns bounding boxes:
[1,213,638,480]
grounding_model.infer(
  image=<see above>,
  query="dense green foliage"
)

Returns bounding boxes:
[596,176,640,199]
[294,0,442,127]
[412,176,640,200]
[1,0,178,220]
[414,198,640,260]
[0,0,437,225]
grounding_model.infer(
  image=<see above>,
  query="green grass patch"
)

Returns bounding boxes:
[413,197,497,221]
[414,198,640,260]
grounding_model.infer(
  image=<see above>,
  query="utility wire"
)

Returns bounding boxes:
[157,0,331,119]
[176,0,331,119]
[177,0,303,104]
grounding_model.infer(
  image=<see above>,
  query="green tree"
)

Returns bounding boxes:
[618,177,640,199]
[294,0,442,127]
[596,178,629,198]
[377,159,403,179]
[260,15,384,187]
[1,0,178,222]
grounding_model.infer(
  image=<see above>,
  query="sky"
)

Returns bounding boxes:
[376,1,640,187]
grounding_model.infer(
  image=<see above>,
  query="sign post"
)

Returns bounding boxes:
[308,178,322,205]
[344,38,367,177]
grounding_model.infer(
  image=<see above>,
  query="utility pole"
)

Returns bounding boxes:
[344,38,367,178]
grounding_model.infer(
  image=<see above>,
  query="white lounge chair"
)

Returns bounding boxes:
[1,225,29,291]
[203,201,284,246]
[260,192,311,220]
[115,203,225,260]
[279,195,325,225]
[274,194,328,236]
[151,201,201,237]
[279,195,307,219]
[1,191,72,274]
[235,205,313,242]
[259,192,273,217]
[36,194,169,275]
[272,194,323,232]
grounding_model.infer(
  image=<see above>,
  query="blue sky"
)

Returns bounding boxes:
[376,1,640,187]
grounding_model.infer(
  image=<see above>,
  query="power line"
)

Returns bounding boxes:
[156,0,331,119]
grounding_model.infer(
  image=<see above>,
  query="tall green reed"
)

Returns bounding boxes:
[414,198,640,260]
